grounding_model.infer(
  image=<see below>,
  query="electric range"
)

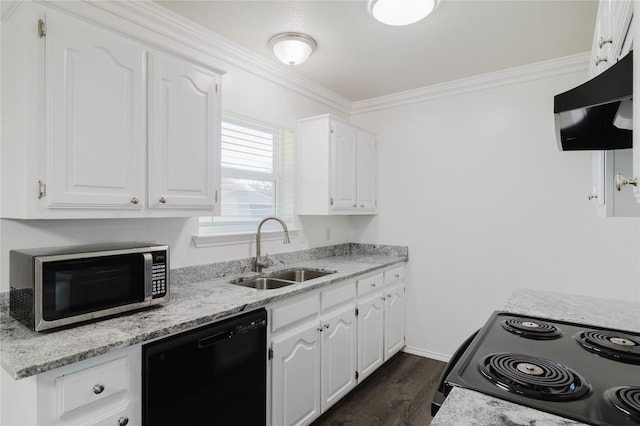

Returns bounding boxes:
[439,311,640,425]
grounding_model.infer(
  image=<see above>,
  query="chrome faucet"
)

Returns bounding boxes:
[254,216,291,272]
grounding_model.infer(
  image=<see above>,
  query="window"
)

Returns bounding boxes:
[199,113,294,235]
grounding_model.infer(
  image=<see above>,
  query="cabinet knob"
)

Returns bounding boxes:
[118,417,129,426]
[595,56,608,66]
[317,327,324,332]
[330,197,334,206]
[130,197,139,205]
[159,196,167,204]
[370,283,376,287]
[324,324,330,329]
[359,204,364,208]
[599,37,613,48]
[616,174,638,191]
[587,193,598,201]
[381,296,386,301]
[93,384,105,394]
[352,204,357,208]
[394,274,400,278]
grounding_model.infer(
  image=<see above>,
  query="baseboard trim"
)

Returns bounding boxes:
[402,346,451,363]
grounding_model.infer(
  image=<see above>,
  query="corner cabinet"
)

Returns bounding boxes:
[1,345,141,426]
[1,2,223,218]
[296,114,378,215]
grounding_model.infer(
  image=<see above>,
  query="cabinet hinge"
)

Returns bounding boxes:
[268,347,273,360]
[37,180,46,199]
[355,371,359,380]
[355,308,359,317]
[38,19,46,38]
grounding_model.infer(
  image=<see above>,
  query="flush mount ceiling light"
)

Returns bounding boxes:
[268,32,317,66]
[369,0,438,26]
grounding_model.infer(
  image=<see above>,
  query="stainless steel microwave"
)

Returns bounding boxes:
[10,242,169,332]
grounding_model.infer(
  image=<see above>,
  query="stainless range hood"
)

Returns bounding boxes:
[554,51,633,151]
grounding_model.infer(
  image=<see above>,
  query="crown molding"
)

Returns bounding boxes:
[41,0,352,116]
[351,52,590,116]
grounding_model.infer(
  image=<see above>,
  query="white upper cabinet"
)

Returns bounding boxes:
[148,52,221,212]
[297,114,378,215]
[46,8,146,210]
[587,0,639,211]
[0,2,223,218]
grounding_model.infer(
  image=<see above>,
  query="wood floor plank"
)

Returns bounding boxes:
[311,353,446,426]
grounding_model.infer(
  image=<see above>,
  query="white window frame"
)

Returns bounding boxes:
[197,112,295,241]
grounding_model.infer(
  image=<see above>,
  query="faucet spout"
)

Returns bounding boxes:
[255,216,291,272]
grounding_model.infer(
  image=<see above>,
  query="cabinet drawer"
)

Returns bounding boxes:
[322,281,356,311]
[78,404,131,426]
[357,273,384,298]
[271,293,320,333]
[384,266,405,285]
[56,357,129,418]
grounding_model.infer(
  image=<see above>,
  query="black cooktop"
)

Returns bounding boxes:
[444,311,640,425]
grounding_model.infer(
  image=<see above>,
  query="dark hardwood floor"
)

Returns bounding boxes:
[311,353,446,426]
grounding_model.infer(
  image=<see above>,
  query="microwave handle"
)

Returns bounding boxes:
[143,253,153,301]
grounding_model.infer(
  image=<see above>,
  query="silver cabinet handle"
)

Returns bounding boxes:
[595,56,608,66]
[118,417,129,426]
[587,193,598,200]
[330,197,334,206]
[130,197,139,204]
[599,37,613,48]
[616,174,638,191]
[159,196,167,204]
[93,384,105,394]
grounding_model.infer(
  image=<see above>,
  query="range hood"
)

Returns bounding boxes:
[554,51,633,151]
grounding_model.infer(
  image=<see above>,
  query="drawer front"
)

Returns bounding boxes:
[78,404,132,426]
[384,265,405,286]
[57,356,129,418]
[271,293,320,333]
[356,273,384,298]
[322,281,355,311]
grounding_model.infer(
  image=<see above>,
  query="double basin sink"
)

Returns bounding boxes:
[229,268,336,290]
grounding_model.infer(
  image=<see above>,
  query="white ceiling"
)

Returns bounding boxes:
[155,0,598,102]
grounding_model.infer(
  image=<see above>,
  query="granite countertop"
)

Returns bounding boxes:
[431,289,640,426]
[0,249,407,380]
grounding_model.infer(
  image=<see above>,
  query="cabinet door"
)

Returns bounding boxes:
[356,130,377,212]
[634,3,640,203]
[357,291,384,381]
[272,322,321,426]
[46,10,146,209]
[329,120,357,212]
[148,52,221,211]
[384,282,405,360]
[321,304,357,413]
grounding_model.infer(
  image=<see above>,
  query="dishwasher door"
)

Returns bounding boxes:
[143,309,267,426]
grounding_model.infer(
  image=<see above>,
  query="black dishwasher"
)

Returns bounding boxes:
[142,309,267,426]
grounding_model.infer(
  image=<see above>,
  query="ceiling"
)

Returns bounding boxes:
[155,0,598,102]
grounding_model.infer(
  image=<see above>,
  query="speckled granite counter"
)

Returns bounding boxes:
[431,289,640,426]
[1,244,407,380]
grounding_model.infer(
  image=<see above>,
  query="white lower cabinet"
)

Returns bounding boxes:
[1,345,141,426]
[269,265,406,426]
[271,320,322,426]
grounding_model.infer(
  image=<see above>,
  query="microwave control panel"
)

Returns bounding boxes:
[151,251,168,298]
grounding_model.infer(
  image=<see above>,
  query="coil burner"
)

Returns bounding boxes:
[502,318,564,340]
[606,386,640,422]
[478,353,591,401]
[575,331,640,364]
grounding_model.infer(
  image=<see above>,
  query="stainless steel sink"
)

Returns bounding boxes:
[231,277,295,290]
[229,268,336,290]
[267,268,335,282]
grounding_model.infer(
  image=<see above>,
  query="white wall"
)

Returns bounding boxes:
[351,69,640,360]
